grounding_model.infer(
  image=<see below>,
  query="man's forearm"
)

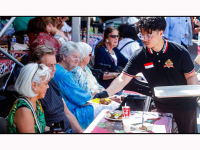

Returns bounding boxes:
[187,75,199,85]
[106,73,132,96]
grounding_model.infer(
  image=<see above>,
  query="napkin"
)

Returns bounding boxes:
[13,43,29,50]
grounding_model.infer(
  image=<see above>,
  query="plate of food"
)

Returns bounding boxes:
[105,110,123,121]
[88,98,112,105]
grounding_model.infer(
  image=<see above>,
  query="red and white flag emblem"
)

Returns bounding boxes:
[144,62,154,69]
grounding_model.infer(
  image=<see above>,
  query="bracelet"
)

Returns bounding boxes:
[112,73,115,79]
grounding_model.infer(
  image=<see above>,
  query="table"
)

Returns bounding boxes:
[0,58,15,76]
[84,109,177,133]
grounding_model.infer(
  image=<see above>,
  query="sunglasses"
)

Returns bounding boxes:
[108,35,119,38]
[32,64,43,81]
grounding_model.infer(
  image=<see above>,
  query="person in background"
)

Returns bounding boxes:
[42,17,68,44]
[94,17,199,133]
[30,17,61,62]
[27,17,47,56]
[61,17,72,41]
[13,17,35,44]
[186,17,193,47]
[6,63,50,133]
[117,25,140,60]
[94,27,128,89]
[32,45,84,133]
[126,17,139,26]
[164,17,189,49]
[117,24,128,41]
[193,18,200,54]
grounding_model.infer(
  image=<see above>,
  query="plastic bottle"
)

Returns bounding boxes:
[103,23,106,32]
[24,34,29,44]
[11,35,16,50]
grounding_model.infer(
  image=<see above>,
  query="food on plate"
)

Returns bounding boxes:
[139,125,147,130]
[106,111,123,120]
[91,98,112,105]
[100,98,112,105]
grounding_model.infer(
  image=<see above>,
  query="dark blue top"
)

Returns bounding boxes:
[40,79,72,132]
[95,45,128,88]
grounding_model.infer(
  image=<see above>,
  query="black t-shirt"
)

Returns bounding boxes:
[40,80,72,131]
[123,40,198,111]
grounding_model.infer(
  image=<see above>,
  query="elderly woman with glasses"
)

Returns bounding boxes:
[71,42,104,95]
[53,41,93,129]
[6,63,50,133]
[53,41,120,129]
[95,27,128,89]
[72,42,122,105]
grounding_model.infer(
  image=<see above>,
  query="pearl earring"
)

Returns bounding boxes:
[106,40,109,42]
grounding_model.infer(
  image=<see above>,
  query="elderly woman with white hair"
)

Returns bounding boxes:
[53,41,120,129]
[73,42,121,103]
[6,63,50,133]
[71,42,104,95]
[53,41,93,129]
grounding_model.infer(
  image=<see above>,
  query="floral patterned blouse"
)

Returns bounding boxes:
[71,66,92,94]
[6,99,46,133]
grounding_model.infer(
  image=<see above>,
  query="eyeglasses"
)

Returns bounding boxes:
[137,31,159,41]
[32,64,43,81]
[108,35,119,38]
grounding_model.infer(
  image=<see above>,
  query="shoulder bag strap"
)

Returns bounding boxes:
[119,41,134,51]
[17,97,42,133]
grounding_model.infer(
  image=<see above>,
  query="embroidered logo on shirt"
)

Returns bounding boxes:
[163,59,174,68]
[144,62,154,69]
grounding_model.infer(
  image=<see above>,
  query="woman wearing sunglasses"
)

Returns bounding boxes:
[94,27,128,89]
[6,63,51,133]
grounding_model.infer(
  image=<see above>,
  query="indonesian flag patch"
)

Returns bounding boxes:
[144,62,154,69]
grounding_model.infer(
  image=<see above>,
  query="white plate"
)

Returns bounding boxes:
[104,111,122,121]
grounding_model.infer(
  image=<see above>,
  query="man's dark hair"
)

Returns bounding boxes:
[136,17,166,34]
[118,24,128,39]
[124,25,139,41]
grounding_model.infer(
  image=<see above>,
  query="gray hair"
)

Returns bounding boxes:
[76,42,92,61]
[60,41,80,61]
[32,45,56,63]
[15,63,51,98]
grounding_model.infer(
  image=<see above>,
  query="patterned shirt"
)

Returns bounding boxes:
[71,66,92,94]
[6,99,45,133]
[31,32,61,61]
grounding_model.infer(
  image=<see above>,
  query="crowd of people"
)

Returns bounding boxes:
[3,17,200,133]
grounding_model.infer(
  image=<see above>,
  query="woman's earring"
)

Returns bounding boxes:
[106,40,109,42]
